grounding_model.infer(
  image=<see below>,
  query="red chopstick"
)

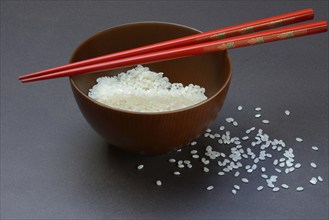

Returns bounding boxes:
[21,20,327,83]
[19,8,314,81]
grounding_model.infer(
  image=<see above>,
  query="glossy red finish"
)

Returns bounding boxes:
[21,20,327,83]
[19,8,314,81]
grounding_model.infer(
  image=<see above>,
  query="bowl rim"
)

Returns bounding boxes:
[69,21,232,115]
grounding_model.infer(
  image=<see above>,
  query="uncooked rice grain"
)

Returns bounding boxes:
[281,184,289,189]
[295,163,301,169]
[173,171,181,176]
[311,146,319,151]
[273,187,280,192]
[296,187,304,191]
[207,186,214,191]
[275,168,282,173]
[234,171,240,177]
[241,178,249,183]
[296,137,303,142]
[234,185,240,190]
[310,177,317,185]
[203,167,210,172]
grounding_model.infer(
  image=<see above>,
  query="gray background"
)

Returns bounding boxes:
[1,1,328,219]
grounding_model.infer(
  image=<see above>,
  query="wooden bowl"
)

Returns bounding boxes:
[69,22,232,155]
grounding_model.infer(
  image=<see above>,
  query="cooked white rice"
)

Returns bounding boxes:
[88,65,207,112]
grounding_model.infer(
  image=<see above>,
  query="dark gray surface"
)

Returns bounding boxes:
[1,1,328,219]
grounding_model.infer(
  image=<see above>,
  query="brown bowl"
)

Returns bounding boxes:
[69,22,232,155]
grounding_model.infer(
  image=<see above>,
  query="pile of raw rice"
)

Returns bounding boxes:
[88,65,207,112]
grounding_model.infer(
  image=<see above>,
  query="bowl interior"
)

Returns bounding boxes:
[70,22,231,105]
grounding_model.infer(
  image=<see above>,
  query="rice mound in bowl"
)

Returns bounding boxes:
[88,65,208,112]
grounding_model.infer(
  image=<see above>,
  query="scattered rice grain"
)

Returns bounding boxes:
[226,117,234,123]
[173,171,181,176]
[311,146,319,151]
[296,137,303,142]
[241,178,249,183]
[234,171,240,177]
[275,168,282,173]
[168,158,176,163]
[273,187,280,192]
[234,185,240,190]
[294,163,301,169]
[207,186,214,191]
[242,136,249,140]
[281,184,289,189]
[137,164,144,170]
[310,177,317,185]
[296,187,304,191]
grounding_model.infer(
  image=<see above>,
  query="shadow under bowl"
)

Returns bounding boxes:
[69,22,232,155]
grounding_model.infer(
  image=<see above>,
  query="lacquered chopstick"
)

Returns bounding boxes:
[21,20,327,83]
[19,8,314,81]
